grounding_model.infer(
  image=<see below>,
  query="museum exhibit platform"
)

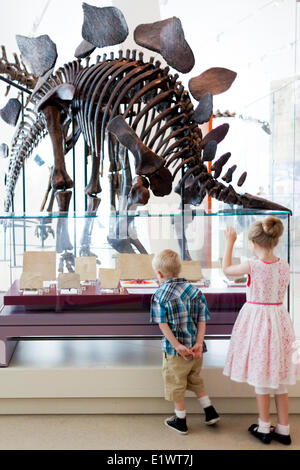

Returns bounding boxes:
[0,283,246,366]
[0,337,300,416]
[0,209,296,415]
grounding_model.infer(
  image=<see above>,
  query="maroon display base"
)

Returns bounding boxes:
[0,282,246,367]
[4,280,153,310]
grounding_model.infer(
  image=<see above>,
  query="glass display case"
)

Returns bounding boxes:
[0,208,292,367]
[0,208,291,290]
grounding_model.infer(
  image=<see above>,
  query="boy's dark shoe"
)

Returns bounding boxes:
[270,426,292,445]
[204,405,220,425]
[164,415,188,434]
[248,424,272,444]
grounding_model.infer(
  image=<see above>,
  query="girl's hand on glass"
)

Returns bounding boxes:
[225,227,237,243]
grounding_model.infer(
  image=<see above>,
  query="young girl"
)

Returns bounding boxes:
[222,216,300,445]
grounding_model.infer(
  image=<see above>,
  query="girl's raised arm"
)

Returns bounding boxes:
[222,227,250,277]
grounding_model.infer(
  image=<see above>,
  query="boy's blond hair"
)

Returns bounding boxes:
[152,249,182,278]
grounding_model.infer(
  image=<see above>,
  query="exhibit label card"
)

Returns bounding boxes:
[180,260,203,281]
[99,268,121,289]
[75,256,97,281]
[116,253,155,280]
[22,251,56,281]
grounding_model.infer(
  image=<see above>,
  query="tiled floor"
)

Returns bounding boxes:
[0,413,299,450]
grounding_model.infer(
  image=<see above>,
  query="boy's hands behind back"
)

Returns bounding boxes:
[190,342,203,358]
[176,343,203,360]
[175,344,194,360]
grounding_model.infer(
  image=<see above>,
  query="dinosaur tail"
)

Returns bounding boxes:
[4,59,84,212]
[4,109,47,212]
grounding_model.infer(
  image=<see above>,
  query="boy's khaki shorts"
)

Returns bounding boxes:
[162,352,204,402]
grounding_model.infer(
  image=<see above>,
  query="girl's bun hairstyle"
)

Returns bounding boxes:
[262,216,284,239]
[248,216,284,249]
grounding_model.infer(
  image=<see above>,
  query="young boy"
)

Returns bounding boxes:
[150,249,219,434]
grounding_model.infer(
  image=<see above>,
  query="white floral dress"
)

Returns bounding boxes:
[223,258,300,388]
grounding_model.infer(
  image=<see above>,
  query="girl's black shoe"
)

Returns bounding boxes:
[204,405,220,425]
[270,426,292,445]
[248,424,272,444]
[164,415,188,434]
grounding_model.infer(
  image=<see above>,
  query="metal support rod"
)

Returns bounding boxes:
[11,199,16,266]
[84,142,88,212]
[72,110,76,213]
[21,92,26,213]
[21,92,27,252]
[3,228,6,261]
[180,164,185,261]
[12,218,16,267]
[71,109,77,257]
[0,75,31,95]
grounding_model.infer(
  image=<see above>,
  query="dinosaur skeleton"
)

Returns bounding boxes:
[0,6,290,267]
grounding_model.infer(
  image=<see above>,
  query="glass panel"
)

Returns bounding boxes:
[0,210,291,321]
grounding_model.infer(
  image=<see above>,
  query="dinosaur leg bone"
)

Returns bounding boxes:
[55,190,73,254]
[40,105,74,191]
[119,147,133,212]
[79,194,101,259]
[107,115,165,176]
[172,212,193,261]
[85,153,102,196]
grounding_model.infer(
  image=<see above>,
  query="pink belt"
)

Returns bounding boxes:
[247,301,283,306]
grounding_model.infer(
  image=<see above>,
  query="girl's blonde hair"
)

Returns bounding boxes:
[152,249,182,278]
[248,216,284,249]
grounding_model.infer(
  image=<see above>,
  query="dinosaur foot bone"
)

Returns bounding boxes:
[148,167,172,197]
[127,176,150,208]
[85,178,102,196]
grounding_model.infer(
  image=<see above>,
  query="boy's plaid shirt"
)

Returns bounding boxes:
[150,278,211,356]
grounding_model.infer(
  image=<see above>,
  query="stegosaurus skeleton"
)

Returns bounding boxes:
[2,49,288,214]
[0,7,290,262]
